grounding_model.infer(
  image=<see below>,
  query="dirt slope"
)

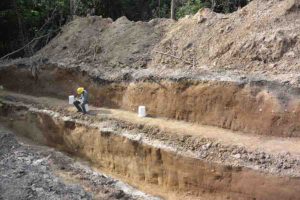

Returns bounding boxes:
[36,16,172,81]
[24,0,298,84]
[152,0,300,73]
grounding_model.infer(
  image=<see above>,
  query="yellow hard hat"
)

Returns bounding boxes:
[77,87,84,94]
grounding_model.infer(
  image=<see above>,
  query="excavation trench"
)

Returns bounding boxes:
[0,101,299,200]
[1,65,300,137]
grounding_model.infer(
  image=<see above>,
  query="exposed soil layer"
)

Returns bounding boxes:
[0,127,148,200]
[1,0,300,199]
[1,0,300,137]
[0,96,299,200]
[2,65,300,137]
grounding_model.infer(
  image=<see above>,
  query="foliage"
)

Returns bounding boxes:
[176,0,203,18]
[17,0,69,34]
[0,0,251,58]
[0,0,71,57]
[176,0,251,18]
[201,0,251,13]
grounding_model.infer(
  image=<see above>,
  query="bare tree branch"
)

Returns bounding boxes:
[0,29,60,60]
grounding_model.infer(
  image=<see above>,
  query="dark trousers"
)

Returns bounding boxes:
[73,100,87,114]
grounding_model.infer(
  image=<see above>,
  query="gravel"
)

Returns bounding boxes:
[0,128,157,200]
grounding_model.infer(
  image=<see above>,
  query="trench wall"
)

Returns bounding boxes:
[1,65,300,137]
[0,104,299,200]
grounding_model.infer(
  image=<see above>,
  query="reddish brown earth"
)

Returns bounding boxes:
[1,65,300,137]
[0,92,299,200]
[1,0,300,199]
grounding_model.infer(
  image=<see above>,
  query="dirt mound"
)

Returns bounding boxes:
[37,16,172,80]
[28,0,299,84]
[151,0,300,75]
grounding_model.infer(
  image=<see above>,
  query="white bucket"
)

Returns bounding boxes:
[84,104,89,112]
[69,95,75,104]
[138,106,146,117]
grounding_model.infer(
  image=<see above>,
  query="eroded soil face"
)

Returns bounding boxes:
[0,96,299,200]
[1,1,300,199]
[0,125,161,200]
[1,65,300,137]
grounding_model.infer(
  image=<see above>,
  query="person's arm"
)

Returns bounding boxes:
[75,95,82,101]
[82,91,88,103]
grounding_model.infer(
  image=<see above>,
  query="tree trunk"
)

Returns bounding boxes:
[70,0,78,19]
[211,0,216,10]
[158,0,161,17]
[171,0,176,20]
[70,0,74,19]
[12,0,32,57]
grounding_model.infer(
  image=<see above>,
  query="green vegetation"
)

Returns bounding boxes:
[176,0,204,18]
[177,0,250,18]
[0,0,70,57]
[0,0,251,58]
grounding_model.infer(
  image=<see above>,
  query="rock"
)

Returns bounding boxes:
[283,164,291,169]
[233,153,241,159]
[277,162,283,169]
[197,17,207,24]
[110,190,125,199]
[202,142,212,150]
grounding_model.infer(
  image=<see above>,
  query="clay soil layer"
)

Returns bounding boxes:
[2,65,300,137]
[0,97,299,200]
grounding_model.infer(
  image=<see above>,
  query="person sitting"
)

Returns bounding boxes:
[73,87,88,114]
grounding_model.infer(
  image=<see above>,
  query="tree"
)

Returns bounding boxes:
[171,0,176,19]
[0,0,252,58]
[12,0,32,56]
[176,0,203,18]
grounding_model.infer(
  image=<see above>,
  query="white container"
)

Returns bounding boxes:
[69,95,75,104]
[138,106,146,117]
[84,104,89,112]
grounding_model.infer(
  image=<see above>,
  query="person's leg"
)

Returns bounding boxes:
[73,100,83,112]
[81,102,87,114]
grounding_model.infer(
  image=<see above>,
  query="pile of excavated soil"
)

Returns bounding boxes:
[35,16,173,81]
[19,0,299,85]
[152,0,300,75]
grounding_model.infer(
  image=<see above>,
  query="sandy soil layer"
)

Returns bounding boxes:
[2,66,300,138]
[0,95,299,199]
[0,125,160,200]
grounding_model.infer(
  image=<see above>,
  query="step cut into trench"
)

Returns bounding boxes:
[0,102,299,200]
[1,65,300,137]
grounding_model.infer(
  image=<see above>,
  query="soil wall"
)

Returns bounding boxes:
[1,65,300,137]
[0,104,299,200]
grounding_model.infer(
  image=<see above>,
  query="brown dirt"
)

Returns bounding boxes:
[1,91,299,175]
[2,67,300,138]
[151,0,300,78]
[1,0,300,199]
[0,96,299,200]
[2,0,297,85]
[1,0,300,138]
[0,126,144,200]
